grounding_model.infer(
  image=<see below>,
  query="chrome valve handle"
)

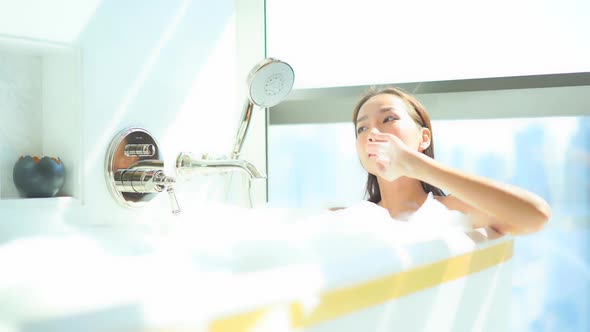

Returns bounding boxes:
[105,127,181,214]
[167,186,181,215]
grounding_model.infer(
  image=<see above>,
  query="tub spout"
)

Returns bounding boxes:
[176,152,266,180]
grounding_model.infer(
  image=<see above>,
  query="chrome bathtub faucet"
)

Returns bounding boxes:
[173,58,294,204]
[105,127,181,215]
[104,58,294,213]
[175,152,265,180]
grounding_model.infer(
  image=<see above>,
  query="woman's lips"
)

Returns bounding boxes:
[368,153,377,158]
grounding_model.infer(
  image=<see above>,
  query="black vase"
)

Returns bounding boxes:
[13,156,66,198]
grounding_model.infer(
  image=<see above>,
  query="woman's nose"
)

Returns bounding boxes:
[368,128,379,141]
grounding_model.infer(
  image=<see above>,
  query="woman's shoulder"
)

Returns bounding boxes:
[434,193,490,216]
[328,200,387,216]
[329,200,376,210]
[433,193,470,213]
[433,193,510,233]
[408,192,476,231]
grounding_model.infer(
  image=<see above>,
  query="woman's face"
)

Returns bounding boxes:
[355,93,427,174]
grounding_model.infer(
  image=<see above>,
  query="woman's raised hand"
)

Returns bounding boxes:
[365,130,417,182]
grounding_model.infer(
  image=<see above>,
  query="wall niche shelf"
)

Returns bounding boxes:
[0,196,81,210]
[0,35,83,203]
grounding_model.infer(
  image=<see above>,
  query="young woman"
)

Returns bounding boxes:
[353,87,551,235]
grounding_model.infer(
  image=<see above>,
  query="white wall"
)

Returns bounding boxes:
[0,52,42,199]
[0,0,267,227]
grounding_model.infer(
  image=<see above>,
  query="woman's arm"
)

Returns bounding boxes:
[367,131,551,235]
[410,152,551,235]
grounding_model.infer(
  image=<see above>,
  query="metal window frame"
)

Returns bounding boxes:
[270,72,590,124]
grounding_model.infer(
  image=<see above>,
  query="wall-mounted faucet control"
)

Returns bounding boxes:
[124,143,156,157]
[173,58,294,207]
[105,127,180,214]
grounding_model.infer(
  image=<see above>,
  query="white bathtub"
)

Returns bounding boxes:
[204,209,514,332]
[0,206,513,332]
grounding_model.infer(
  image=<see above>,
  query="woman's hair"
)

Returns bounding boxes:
[352,86,446,203]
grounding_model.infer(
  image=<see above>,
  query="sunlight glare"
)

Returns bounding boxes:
[162,14,239,155]
[83,0,193,176]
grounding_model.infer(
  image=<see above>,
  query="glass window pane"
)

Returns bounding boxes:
[268,123,366,209]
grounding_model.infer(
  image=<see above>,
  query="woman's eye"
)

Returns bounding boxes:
[357,126,367,135]
[383,116,397,123]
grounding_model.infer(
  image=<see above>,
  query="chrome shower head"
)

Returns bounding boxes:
[247,58,295,107]
[232,58,294,159]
